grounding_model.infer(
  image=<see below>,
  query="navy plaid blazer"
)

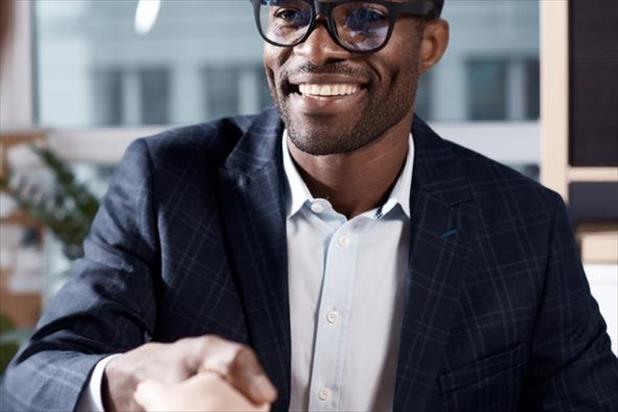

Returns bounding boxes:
[2,108,617,411]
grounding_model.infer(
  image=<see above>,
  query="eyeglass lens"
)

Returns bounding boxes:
[258,0,391,52]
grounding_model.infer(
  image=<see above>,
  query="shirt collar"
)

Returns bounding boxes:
[282,130,313,217]
[282,130,414,219]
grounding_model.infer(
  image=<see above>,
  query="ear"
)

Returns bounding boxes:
[418,19,449,74]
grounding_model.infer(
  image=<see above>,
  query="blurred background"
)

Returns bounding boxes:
[0,0,616,369]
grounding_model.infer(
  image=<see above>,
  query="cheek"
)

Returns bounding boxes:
[378,21,422,75]
[371,55,418,97]
[372,40,420,94]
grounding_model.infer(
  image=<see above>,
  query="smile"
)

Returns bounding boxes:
[285,75,370,114]
[298,83,362,97]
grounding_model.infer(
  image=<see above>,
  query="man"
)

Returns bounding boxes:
[2,0,618,411]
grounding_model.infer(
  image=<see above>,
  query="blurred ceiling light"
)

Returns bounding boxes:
[135,0,161,35]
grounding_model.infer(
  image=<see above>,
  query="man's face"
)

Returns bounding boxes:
[263,7,425,156]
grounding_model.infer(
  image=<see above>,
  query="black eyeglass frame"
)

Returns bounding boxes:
[250,0,437,54]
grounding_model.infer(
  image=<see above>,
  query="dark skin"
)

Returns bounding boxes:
[265,14,450,218]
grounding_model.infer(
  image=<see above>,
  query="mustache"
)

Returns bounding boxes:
[280,61,374,88]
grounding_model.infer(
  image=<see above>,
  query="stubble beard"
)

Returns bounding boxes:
[269,63,421,157]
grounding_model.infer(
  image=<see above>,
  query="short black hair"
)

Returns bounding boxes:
[430,0,445,19]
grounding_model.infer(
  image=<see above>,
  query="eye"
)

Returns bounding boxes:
[346,7,388,31]
[274,8,311,26]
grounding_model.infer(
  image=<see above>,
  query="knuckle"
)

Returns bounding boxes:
[194,335,258,380]
[199,335,223,358]
[229,343,245,360]
[201,334,219,348]
[233,344,251,359]
[230,344,256,371]
[143,341,163,351]
[203,334,229,351]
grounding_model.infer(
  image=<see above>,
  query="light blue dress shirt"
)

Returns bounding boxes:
[283,131,413,412]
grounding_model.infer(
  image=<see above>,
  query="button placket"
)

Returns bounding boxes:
[307,224,358,411]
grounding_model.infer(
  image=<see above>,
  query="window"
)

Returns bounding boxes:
[33,0,539,127]
[203,65,272,121]
[139,68,170,125]
[415,72,433,120]
[92,67,170,126]
[526,59,540,119]
[466,57,539,121]
[204,66,239,121]
[467,59,508,120]
[433,1,539,121]
[26,0,541,187]
[93,68,124,126]
[34,0,263,128]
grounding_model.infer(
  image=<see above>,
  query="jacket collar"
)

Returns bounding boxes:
[220,107,284,177]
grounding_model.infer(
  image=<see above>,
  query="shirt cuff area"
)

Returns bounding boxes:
[75,354,122,412]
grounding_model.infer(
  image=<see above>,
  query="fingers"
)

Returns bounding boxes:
[103,342,193,412]
[134,381,166,411]
[187,336,278,405]
[114,335,277,411]
[134,374,271,412]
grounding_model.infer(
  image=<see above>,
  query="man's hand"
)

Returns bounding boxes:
[103,336,277,412]
[133,372,270,412]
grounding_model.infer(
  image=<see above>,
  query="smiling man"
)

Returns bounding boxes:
[2,1,618,411]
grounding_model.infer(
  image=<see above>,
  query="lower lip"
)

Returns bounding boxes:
[288,89,367,115]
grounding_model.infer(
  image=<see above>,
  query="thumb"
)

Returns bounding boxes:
[134,380,166,411]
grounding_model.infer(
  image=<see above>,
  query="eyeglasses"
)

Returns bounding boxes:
[250,0,437,54]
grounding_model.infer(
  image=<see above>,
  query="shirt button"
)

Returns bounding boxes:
[318,388,330,401]
[311,202,325,213]
[337,235,350,247]
[326,310,338,324]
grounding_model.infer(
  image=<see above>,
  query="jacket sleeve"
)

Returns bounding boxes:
[518,193,618,410]
[0,139,159,412]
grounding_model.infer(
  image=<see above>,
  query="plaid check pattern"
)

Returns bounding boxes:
[1,107,617,411]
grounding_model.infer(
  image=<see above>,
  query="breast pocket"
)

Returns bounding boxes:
[438,343,528,412]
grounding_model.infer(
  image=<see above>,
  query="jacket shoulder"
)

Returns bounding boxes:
[139,114,258,170]
[445,139,564,216]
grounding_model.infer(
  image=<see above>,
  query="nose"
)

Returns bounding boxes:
[293,18,351,65]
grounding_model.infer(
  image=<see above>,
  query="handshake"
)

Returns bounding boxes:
[103,336,277,412]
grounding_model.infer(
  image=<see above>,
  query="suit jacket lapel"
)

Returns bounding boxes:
[394,117,476,411]
[216,108,291,411]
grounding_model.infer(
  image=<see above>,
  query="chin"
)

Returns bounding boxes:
[276,94,393,156]
[286,119,374,156]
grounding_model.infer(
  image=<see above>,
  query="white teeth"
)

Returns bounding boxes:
[298,83,360,97]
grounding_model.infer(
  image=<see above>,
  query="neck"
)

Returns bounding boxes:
[288,112,413,219]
